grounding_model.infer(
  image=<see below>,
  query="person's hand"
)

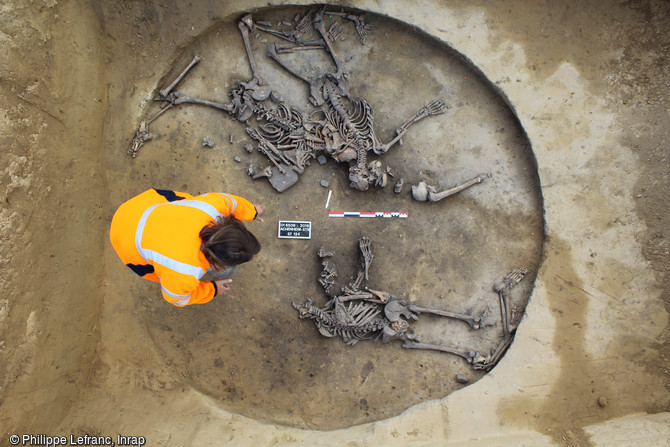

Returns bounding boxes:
[214,279,232,296]
[254,204,265,222]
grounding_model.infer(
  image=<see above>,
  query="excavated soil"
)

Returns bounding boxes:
[0,1,668,445]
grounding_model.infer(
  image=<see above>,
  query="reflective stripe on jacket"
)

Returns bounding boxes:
[110,189,257,306]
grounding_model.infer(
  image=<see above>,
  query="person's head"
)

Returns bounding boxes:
[199,215,261,269]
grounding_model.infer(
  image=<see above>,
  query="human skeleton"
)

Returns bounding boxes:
[128,7,484,194]
[293,237,527,370]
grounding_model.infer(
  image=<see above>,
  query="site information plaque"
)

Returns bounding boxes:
[278,220,312,239]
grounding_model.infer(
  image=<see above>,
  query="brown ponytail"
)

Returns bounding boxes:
[200,215,261,267]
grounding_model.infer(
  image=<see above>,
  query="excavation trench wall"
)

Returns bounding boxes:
[0,0,105,431]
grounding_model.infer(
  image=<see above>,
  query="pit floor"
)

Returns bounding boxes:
[1,1,668,446]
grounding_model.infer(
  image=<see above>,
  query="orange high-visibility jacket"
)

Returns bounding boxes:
[110,189,257,306]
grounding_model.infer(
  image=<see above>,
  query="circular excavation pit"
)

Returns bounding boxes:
[123,6,544,430]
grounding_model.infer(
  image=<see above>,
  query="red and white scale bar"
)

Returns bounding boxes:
[329,212,408,218]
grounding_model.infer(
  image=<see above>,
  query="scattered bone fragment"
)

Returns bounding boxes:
[598,396,608,407]
[367,289,391,304]
[358,237,373,281]
[472,268,528,371]
[202,136,214,147]
[376,99,447,154]
[252,166,273,179]
[412,175,486,202]
[428,176,485,201]
[317,249,337,295]
[129,121,153,157]
[229,134,234,144]
[244,143,254,153]
[325,9,372,43]
[328,22,344,41]
[238,15,262,86]
[234,156,241,162]
[159,55,201,99]
[494,268,527,339]
[402,341,482,364]
[160,91,233,113]
[381,299,493,330]
[405,303,495,330]
[411,181,428,201]
[394,178,403,194]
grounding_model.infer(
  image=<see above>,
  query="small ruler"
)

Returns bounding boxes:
[328,212,408,218]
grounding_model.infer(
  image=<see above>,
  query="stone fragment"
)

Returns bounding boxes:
[269,164,299,192]
[317,155,327,165]
[455,374,469,384]
[320,180,330,188]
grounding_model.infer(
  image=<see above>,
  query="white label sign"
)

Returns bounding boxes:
[278,220,312,239]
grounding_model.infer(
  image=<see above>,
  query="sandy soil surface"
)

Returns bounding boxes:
[0,0,668,446]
